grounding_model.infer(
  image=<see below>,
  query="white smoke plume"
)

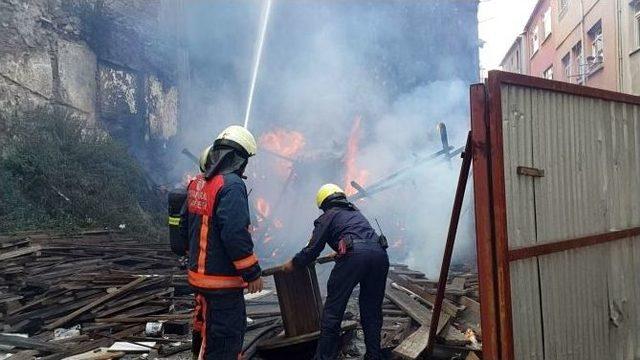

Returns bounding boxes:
[173,0,479,276]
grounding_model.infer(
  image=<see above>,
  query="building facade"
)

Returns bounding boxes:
[620,0,640,94]
[501,0,640,95]
[526,0,556,80]
[500,34,529,74]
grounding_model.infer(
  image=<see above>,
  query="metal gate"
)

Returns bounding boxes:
[471,71,640,360]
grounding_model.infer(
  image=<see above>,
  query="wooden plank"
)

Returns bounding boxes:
[0,245,42,261]
[390,269,425,278]
[458,296,482,336]
[39,338,113,360]
[391,274,459,316]
[273,265,323,337]
[94,313,190,323]
[392,325,430,360]
[6,350,40,360]
[466,351,481,360]
[449,277,466,291]
[0,334,64,353]
[384,282,450,334]
[44,277,146,330]
[62,348,125,360]
[258,321,357,350]
[94,288,173,318]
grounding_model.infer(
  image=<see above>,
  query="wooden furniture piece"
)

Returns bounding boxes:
[272,265,323,337]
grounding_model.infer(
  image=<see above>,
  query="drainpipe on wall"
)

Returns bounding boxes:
[615,0,625,92]
[579,0,586,84]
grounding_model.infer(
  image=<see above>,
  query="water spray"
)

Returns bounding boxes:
[243,0,272,129]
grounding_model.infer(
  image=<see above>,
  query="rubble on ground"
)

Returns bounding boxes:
[0,231,481,359]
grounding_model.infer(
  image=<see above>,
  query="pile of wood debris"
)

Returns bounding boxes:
[381,264,481,359]
[0,230,194,359]
[0,231,481,359]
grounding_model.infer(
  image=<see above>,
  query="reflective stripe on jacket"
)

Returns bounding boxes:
[182,173,261,291]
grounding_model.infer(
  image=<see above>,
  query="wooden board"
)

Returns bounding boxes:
[0,245,42,261]
[44,277,146,330]
[273,266,323,337]
[388,273,459,316]
[385,281,450,333]
[392,325,430,360]
[257,320,357,350]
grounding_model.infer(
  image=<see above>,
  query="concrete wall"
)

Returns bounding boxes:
[0,0,188,178]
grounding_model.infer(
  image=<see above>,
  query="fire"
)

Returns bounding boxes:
[343,116,369,196]
[465,329,480,349]
[256,197,270,219]
[260,129,306,177]
[260,129,306,157]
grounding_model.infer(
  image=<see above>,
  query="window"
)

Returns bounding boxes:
[588,21,603,62]
[543,66,554,80]
[572,41,584,83]
[531,25,540,54]
[559,0,569,17]
[543,8,552,38]
[562,53,571,80]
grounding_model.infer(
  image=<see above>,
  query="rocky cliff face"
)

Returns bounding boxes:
[0,0,188,181]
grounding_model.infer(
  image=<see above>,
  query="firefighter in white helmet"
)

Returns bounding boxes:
[283,183,389,359]
[180,125,262,359]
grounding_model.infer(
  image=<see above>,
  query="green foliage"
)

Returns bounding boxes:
[0,108,165,237]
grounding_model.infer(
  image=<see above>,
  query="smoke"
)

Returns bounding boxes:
[174,0,479,276]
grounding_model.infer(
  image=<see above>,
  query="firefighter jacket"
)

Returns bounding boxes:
[180,173,261,292]
[292,201,378,268]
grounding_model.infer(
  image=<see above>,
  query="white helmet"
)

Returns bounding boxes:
[198,145,213,173]
[215,125,257,157]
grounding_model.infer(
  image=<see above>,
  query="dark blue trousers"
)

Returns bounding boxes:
[316,243,389,360]
[200,291,246,360]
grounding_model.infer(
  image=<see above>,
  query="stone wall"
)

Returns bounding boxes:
[0,0,187,178]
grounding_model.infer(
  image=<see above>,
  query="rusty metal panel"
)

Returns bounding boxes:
[499,80,640,359]
[499,84,544,359]
[509,259,543,360]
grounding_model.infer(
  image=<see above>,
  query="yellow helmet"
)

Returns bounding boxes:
[198,145,213,173]
[215,125,257,157]
[316,183,345,208]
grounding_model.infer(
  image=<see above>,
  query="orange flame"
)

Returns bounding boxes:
[256,197,270,219]
[260,129,306,177]
[344,116,369,196]
[260,129,306,157]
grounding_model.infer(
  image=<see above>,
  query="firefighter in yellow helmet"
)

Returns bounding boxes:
[283,183,389,359]
[179,125,262,359]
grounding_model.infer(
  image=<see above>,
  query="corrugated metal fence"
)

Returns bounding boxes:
[471,71,640,360]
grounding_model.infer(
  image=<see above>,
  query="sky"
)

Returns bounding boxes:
[478,0,538,71]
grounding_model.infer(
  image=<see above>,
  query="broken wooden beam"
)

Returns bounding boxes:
[0,245,42,261]
[44,277,146,330]
[392,325,430,360]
